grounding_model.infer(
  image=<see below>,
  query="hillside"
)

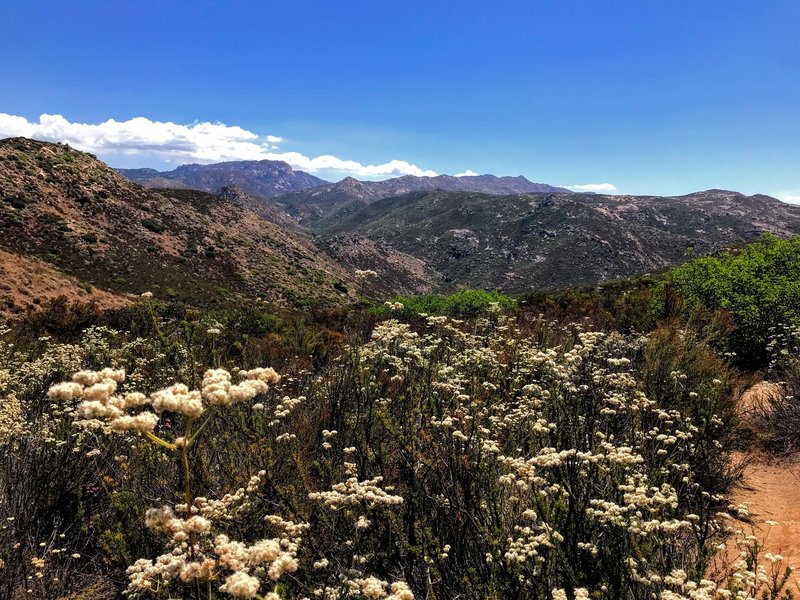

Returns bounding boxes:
[117,159,328,198]
[0,248,129,315]
[0,138,356,312]
[315,188,800,293]
[215,184,307,233]
[273,174,572,224]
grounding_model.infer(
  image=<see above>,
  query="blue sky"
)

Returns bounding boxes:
[1,0,799,198]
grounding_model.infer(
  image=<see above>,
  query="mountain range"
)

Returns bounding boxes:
[116,160,571,202]
[273,174,572,226]
[310,188,800,293]
[2,137,800,315]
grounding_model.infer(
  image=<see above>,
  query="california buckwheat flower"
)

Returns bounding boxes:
[361,576,387,598]
[219,571,260,598]
[108,411,159,433]
[309,475,404,509]
[25,310,791,600]
[387,581,414,600]
[239,367,280,384]
[46,381,84,402]
[150,384,204,418]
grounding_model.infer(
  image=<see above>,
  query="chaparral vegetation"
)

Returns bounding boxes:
[1,235,800,599]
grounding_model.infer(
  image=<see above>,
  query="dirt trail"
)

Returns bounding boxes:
[731,382,800,576]
[732,456,800,567]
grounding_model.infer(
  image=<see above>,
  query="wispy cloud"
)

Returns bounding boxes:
[0,113,439,179]
[454,170,479,177]
[776,191,800,204]
[564,183,618,193]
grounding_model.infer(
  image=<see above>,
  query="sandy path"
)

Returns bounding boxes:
[732,458,800,568]
[727,382,800,585]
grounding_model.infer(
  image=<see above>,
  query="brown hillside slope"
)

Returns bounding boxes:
[0,248,129,315]
[311,189,800,294]
[0,138,356,308]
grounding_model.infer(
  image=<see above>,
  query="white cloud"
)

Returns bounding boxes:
[776,191,800,204]
[454,170,479,177]
[0,113,438,179]
[565,183,618,193]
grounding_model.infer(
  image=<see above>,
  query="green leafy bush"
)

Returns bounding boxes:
[382,289,516,318]
[141,218,166,234]
[656,234,800,367]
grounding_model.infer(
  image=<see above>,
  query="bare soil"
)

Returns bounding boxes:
[732,457,800,570]
[725,382,800,586]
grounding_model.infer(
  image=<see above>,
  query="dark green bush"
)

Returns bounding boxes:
[4,195,27,209]
[656,234,800,368]
[141,218,166,234]
[382,289,516,319]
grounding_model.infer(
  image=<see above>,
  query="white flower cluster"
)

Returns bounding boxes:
[202,367,280,407]
[384,301,405,311]
[352,312,758,595]
[315,578,414,600]
[47,366,279,435]
[48,368,159,433]
[127,470,303,599]
[309,475,404,510]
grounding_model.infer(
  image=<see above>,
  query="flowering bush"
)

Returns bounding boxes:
[0,304,795,599]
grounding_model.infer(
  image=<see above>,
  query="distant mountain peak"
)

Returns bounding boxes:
[117,159,328,198]
[116,157,572,201]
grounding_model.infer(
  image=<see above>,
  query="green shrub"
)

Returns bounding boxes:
[656,234,800,368]
[519,278,658,332]
[141,218,166,234]
[4,195,27,209]
[382,289,516,319]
